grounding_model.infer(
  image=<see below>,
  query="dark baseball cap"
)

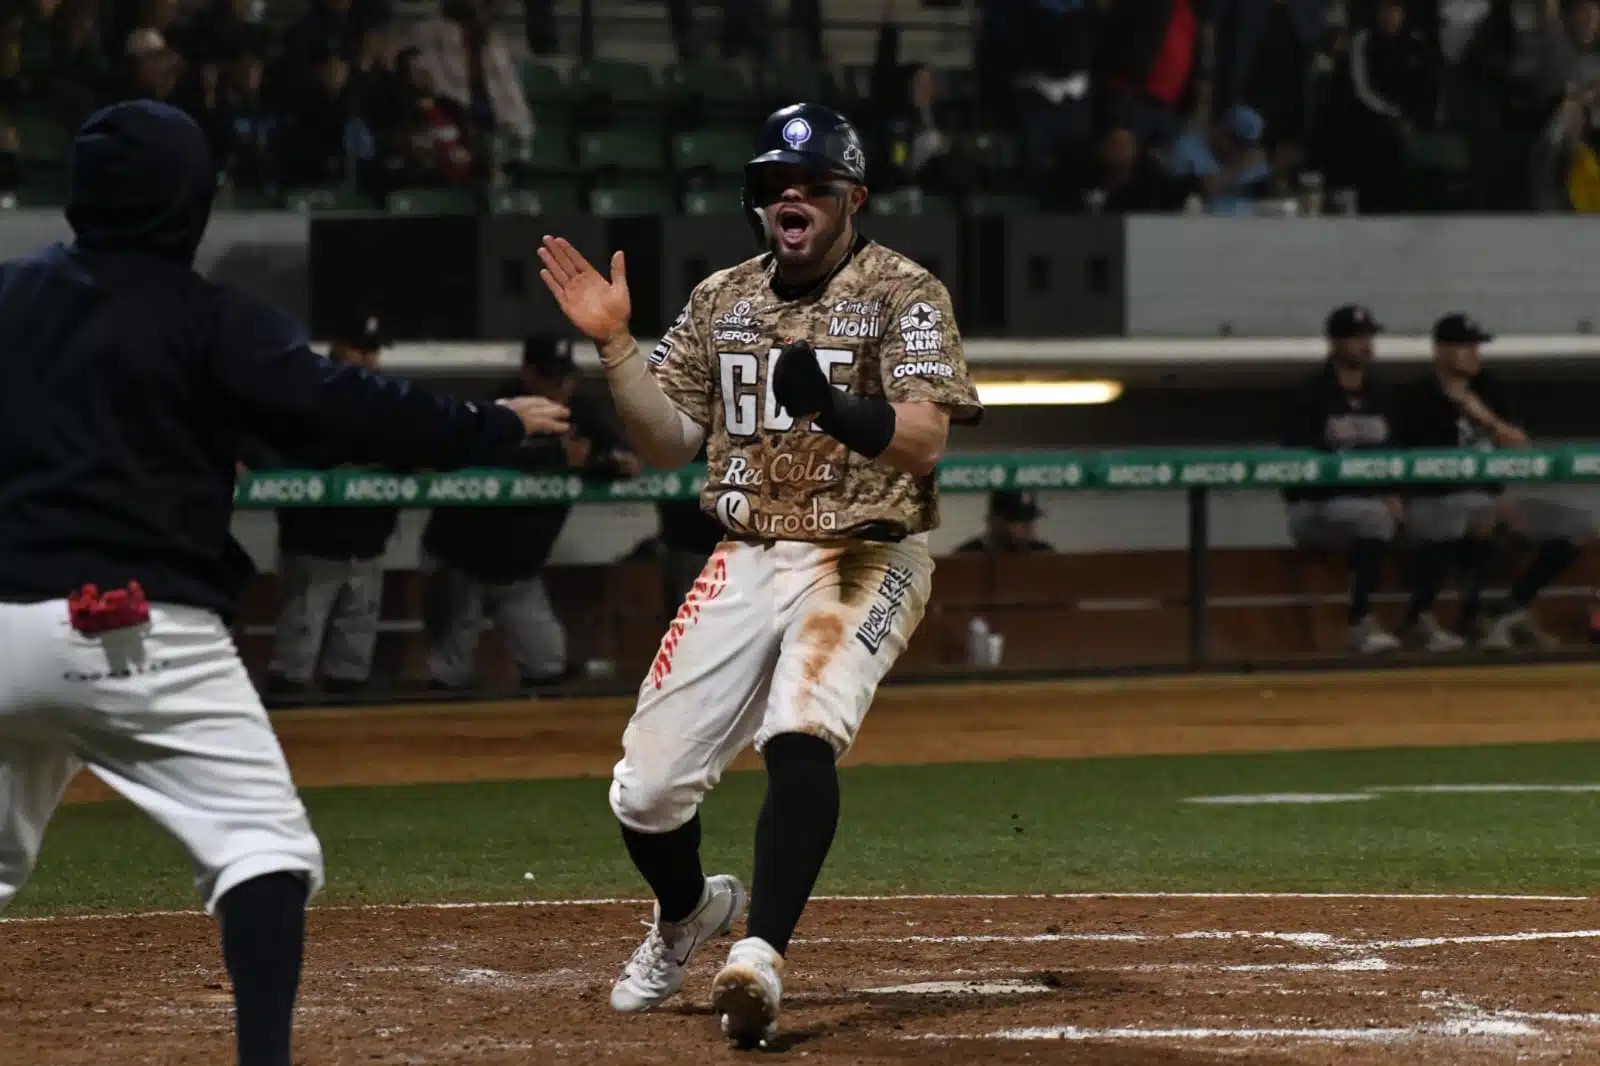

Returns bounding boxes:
[333,311,388,351]
[1325,304,1383,340]
[522,332,578,379]
[990,491,1043,522]
[1433,312,1494,345]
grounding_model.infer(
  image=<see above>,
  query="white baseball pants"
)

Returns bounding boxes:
[610,535,933,833]
[0,601,324,915]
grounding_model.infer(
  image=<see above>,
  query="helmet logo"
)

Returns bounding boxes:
[782,117,812,148]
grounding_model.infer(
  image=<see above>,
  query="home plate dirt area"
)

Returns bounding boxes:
[5,894,1600,1065]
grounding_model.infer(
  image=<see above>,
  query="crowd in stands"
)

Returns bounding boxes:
[4,0,1600,214]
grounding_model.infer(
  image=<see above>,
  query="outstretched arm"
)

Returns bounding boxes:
[209,292,570,470]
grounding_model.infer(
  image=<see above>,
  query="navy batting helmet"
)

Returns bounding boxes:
[742,103,867,246]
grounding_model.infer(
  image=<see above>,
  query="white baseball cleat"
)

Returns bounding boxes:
[1347,616,1401,655]
[610,874,746,1013]
[712,936,785,1048]
[1405,612,1465,653]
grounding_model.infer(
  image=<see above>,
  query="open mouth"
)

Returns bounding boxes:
[775,206,811,247]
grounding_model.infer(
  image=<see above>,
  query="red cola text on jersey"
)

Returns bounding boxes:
[649,241,981,543]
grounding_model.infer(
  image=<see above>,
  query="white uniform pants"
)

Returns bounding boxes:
[0,601,324,915]
[609,535,933,833]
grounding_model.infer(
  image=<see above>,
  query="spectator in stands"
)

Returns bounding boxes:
[1280,304,1403,656]
[405,0,533,143]
[1532,79,1600,209]
[122,27,182,103]
[1349,0,1437,211]
[279,40,374,190]
[1100,0,1210,154]
[15,0,60,98]
[0,123,18,192]
[257,313,398,705]
[1536,0,1600,104]
[420,334,637,694]
[214,45,275,191]
[1227,0,1323,154]
[381,45,480,189]
[997,0,1098,185]
[1063,120,1194,211]
[352,22,400,132]
[280,0,370,90]
[47,0,110,124]
[880,63,976,195]
[0,9,25,104]
[955,492,1055,554]
[182,0,270,69]
[1396,313,1595,649]
[1168,102,1272,213]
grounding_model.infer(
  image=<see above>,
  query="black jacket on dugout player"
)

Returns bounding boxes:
[0,101,527,618]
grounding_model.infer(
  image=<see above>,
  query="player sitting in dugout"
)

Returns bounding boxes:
[955,491,1055,553]
[1280,304,1405,656]
[1391,313,1595,651]
[420,333,639,694]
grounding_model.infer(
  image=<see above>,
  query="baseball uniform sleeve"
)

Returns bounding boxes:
[880,273,983,425]
[648,289,716,430]
[208,289,526,470]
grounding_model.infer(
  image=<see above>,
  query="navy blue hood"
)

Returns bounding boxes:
[66,100,217,265]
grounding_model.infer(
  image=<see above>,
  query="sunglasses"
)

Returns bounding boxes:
[747,172,851,206]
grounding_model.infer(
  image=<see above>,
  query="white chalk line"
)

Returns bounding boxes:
[909,1023,1538,1043]
[1188,782,1600,805]
[1,890,1586,924]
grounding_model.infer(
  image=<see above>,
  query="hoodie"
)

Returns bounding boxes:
[0,100,525,618]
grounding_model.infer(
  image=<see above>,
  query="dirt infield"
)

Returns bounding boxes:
[58,661,1600,802]
[14,662,1600,1064]
[6,894,1600,1065]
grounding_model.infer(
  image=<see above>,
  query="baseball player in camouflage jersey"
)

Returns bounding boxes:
[539,102,981,1046]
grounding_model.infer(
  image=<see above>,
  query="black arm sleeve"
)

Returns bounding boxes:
[210,290,526,471]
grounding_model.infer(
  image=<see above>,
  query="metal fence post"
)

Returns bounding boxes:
[1187,486,1210,667]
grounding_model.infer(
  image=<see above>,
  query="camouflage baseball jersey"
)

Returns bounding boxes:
[648,236,982,542]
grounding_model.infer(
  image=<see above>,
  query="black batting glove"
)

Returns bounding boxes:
[772,339,834,420]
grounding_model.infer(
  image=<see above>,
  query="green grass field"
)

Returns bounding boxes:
[12,741,1600,917]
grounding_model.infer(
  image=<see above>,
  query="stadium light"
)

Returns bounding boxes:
[974,380,1124,406]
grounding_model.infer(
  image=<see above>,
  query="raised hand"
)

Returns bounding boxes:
[496,395,571,436]
[538,235,631,346]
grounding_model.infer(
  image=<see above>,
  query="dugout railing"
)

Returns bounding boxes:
[233,446,1600,700]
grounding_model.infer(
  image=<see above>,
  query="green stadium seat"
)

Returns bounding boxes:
[524,126,575,172]
[682,185,744,215]
[755,65,837,109]
[489,188,541,215]
[1407,132,1471,173]
[284,186,377,213]
[589,180,675,217]
[577,127,666,173]
[570,60,660,111]
[512,178,582,214]
[869,187,954,216]
[836,65,874,107]
[670,129,749,175]
[666,61,754,122]
[385,188,478,215]
[1,176,69,209]
[520,60,569,104]
[965,192,1038,215]
[967,131,1020,175]
[215,188,281,211]
[12,117,70,165]
[491,130,529,167]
